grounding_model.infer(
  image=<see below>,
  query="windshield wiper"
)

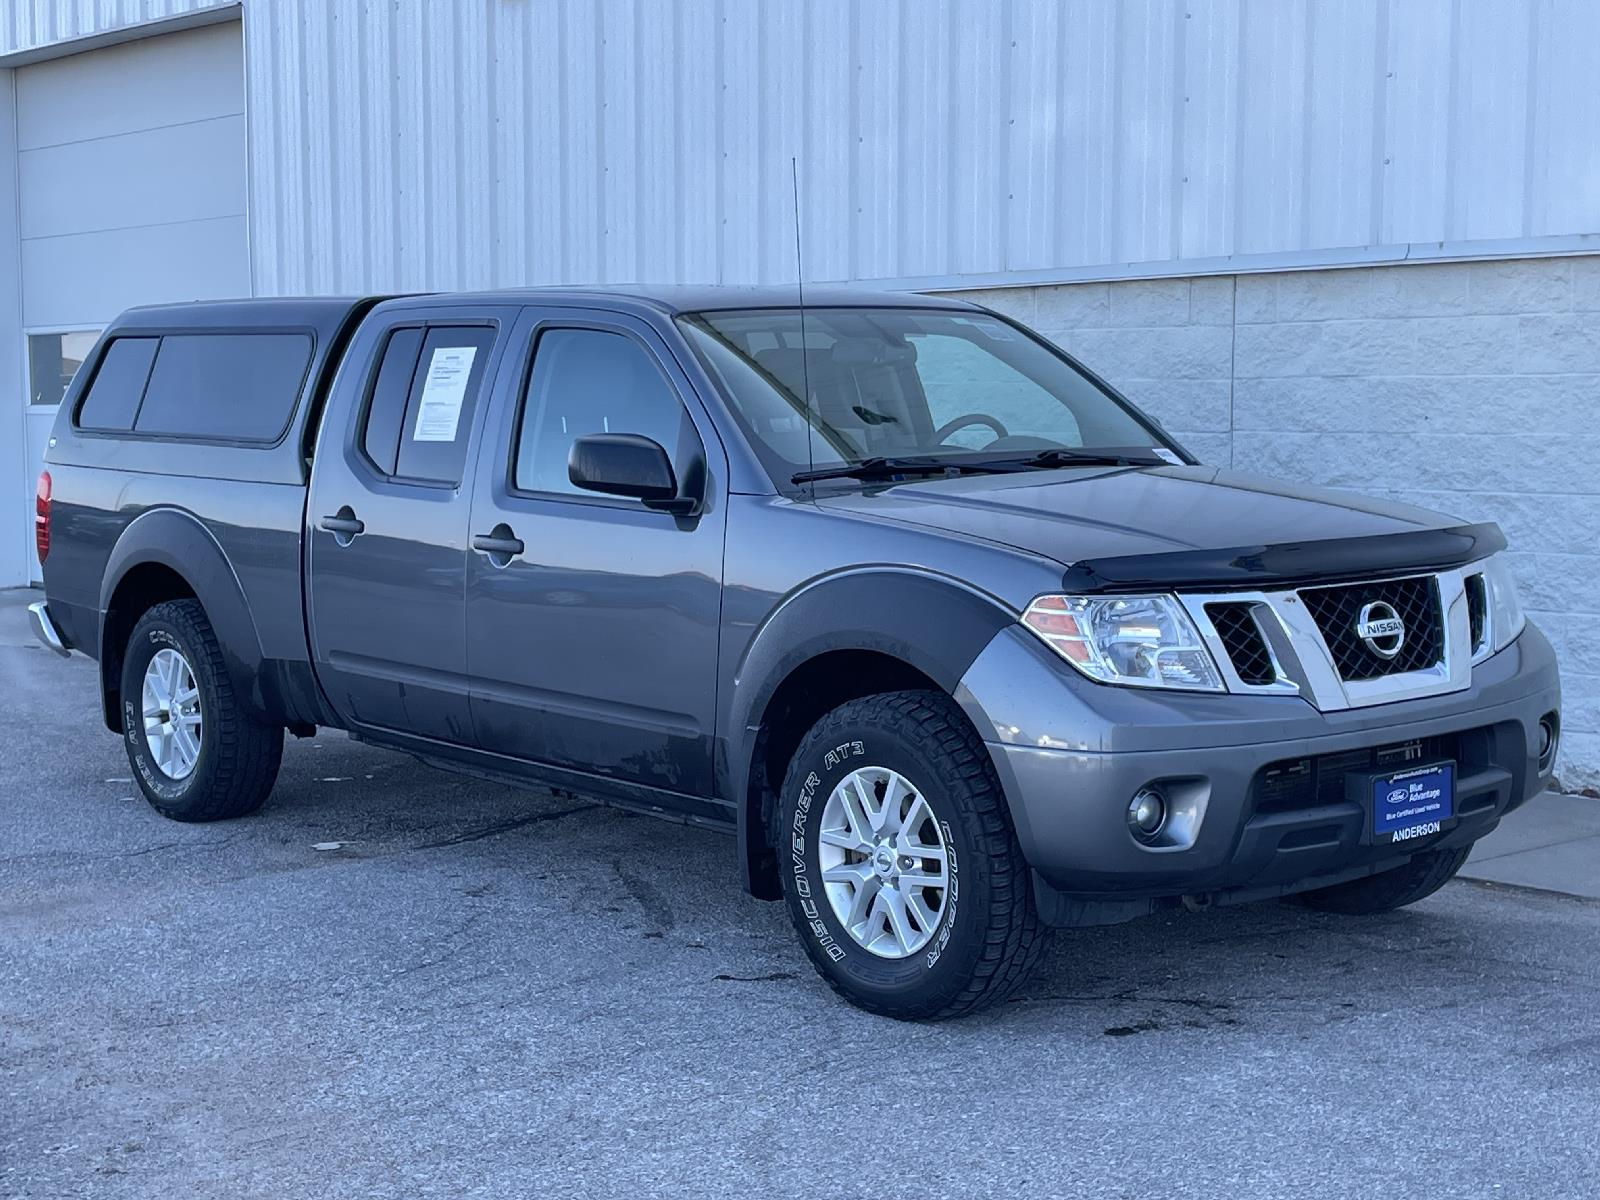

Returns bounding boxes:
[972,448,1168,470]
[791,448,1171,485]
[792,456,1007,485]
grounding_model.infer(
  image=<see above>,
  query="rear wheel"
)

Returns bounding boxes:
[1297,845,1472,914]
[119,599,283,821]
[775,690,1048,1020]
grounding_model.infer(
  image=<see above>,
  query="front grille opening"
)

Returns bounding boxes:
[1299,574,1444,681]
[1252,733,1467,815]
[1206,601,1276,685]
[1465,573,1488,654]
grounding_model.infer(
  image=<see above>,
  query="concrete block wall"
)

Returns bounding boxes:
[937,255,1598,791]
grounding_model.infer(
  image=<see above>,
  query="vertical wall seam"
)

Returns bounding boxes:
[295,0,312,291]
[555,0,569,283]
[237,7,254,295]
[1170,0,1186,260]
[1227,272,1237,467]
[324,1,339,293]
[1228,3,1247,255]
[1370,0,1390,245]
[712,0,724,283]
[846,0,859,282]
[943,0,959,276]
[1519,0,1540,238]
[995,0,1011,274]
[1108,0,1124,263]
[893,0,907,276]
[1443,0,1463,241]
[1298,0,1315,250]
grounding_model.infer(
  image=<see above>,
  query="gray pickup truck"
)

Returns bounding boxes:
[30,286,1561,1018]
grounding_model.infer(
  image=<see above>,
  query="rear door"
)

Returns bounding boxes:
[464,307,727,803]
[306,304,516,741]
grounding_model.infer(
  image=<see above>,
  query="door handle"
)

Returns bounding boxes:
[471,525,525,560]
[319,507,365,543]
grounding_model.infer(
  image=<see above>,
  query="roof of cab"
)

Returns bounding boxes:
[110,296,381,337]
[105,286,985,334]
[371,283,985,318]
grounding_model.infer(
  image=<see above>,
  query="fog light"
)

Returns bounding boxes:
[1537,714,1560,771]
[1128,787,1168,844]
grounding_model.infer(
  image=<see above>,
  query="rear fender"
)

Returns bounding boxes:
[99,508,269,729]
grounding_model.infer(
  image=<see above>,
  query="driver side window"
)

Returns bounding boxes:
[513,328,687,498]
[911,333,1082,449]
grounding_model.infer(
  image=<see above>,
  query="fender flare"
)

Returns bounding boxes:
[98,508,270,727]
[724,567,1016,896]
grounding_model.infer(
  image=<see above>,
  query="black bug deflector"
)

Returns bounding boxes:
[1058,523,1507,594]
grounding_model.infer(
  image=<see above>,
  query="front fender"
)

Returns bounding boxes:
[99,508,269,726]
[724,567,1016,894]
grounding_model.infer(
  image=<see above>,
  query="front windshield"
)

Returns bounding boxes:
[678,306,1177,486]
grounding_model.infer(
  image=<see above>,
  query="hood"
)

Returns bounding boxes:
[814,464,1503,590]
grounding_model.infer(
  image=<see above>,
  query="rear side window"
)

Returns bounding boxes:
[76,337,159,431]
[133,333,313,442]
[361,328,424,476]
[390,326,497,485]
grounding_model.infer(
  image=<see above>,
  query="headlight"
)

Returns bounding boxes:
[1021,594,1224,692]
[1480,554,1526,654]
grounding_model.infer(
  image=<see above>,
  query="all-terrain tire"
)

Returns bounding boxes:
[1296,845,1473,915]
[774,690,1049,1020]
[119,599,283,822]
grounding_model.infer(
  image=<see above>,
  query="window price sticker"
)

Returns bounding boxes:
[412,346,478,442]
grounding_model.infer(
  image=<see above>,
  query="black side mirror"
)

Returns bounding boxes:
[568,433,698,514]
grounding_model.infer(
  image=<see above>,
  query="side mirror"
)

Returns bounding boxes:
[568,433,698,514]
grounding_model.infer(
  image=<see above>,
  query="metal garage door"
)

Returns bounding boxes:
[17,20,247,581]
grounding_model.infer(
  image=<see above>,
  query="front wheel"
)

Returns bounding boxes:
[1296,844,1473,914]
[119,599,283,822]
[775,690,1048,1019]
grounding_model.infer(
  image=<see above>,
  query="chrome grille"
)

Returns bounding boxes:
[1465,572,1488,653]
[1181,566,1474,712]
[1298,575,1444,682]
[1205,601,1276,685]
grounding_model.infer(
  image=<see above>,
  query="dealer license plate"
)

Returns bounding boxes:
[1372,762,1454,844]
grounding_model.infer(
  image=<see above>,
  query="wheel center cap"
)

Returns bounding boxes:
[872,845,897,876]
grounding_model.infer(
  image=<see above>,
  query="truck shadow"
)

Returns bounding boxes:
[255,731,1568,1038]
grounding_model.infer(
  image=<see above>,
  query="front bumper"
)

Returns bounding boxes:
[955,623,1561,923]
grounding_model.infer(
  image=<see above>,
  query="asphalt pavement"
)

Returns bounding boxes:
[3,589,1598,1199]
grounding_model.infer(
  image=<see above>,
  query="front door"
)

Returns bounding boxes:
[465,309,726,804]
[306,306,515,742]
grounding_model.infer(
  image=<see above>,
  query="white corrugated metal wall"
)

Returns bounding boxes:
[4,0,1598,779]
[3,0,1597,292]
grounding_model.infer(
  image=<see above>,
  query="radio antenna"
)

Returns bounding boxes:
[791,156,815,491]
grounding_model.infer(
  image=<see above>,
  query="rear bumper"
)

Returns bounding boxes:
[28,600,72,658]
[957,623,1561,924]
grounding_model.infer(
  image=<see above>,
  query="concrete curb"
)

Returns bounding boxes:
[1460,790,1600,901]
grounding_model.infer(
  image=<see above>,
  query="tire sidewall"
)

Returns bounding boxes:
[120,612,214,808]
[779,713,992,1013]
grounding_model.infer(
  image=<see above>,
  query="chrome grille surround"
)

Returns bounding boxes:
[1178,566,1475,712]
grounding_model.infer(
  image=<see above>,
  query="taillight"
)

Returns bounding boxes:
[35,471,51,562]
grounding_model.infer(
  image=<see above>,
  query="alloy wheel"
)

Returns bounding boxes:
[141,647,203,780]
[817,766,951,958]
